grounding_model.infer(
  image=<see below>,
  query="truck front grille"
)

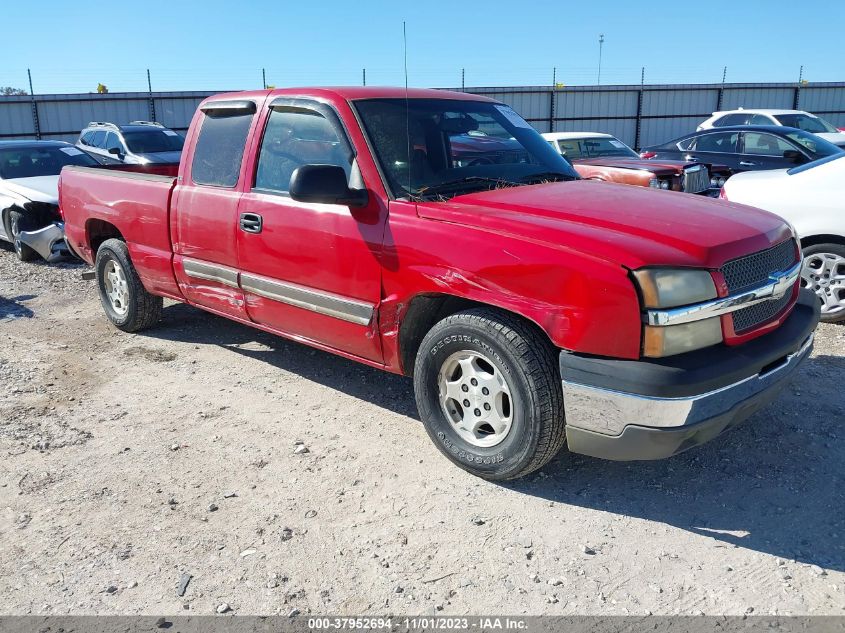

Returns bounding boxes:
[721,239,799,333]
[682,165,710,193]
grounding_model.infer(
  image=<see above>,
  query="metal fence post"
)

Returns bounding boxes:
[549,67,556,133]
[147,69,156,122]
[793,65,803,109]
[634,67,644,150]
[716,66,727,111]
[27,69,41,140]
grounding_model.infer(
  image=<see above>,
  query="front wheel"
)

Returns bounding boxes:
[413,308,566,480]
[95,238,162,332]
[801,243,845,323]
[7,210,39,262]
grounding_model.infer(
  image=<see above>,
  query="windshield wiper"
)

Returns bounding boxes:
[517,171,578,184]
[416,176,522,199]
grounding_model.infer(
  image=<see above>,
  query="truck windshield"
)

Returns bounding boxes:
[123,130,185,154]
[0,145,98,179]
[354,99,578,200]
[557,137,639,160]
[774,114,838,134]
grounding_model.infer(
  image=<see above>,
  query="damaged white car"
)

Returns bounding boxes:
[0,140,101,262]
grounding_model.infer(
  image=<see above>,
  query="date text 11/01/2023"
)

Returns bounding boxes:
[308,617,529,630]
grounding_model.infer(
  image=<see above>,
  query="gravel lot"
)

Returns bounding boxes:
[0,246,843,616]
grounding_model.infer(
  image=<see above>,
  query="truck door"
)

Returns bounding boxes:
[171,99,259,320]
[235,97,386,363]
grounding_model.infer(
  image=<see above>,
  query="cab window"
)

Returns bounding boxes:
[254,107,351,194]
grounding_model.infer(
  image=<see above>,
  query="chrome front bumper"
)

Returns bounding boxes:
[17,222,69,262]
[560,292,820,461]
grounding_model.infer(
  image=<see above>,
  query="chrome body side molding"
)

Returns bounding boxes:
[240,272,374,326]
[182,258,239,288]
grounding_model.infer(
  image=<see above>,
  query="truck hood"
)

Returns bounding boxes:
[0,176,59,204]
[417,181,790,270]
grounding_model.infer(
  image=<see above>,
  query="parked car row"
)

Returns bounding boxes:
[0,121,184,261]
[536,107,845,321]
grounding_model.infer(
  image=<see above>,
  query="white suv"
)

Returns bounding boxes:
[698,109,845,147]
[76,121,184,165]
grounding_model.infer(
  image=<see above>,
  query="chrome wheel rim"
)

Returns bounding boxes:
[801,252,845,316]
[437,350,513,448]
[103,259,129,316]
[10,215,22,255]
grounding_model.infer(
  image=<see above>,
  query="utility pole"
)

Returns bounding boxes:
[597,34,605,85]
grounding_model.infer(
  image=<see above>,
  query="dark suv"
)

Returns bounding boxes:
[76,121,184,165]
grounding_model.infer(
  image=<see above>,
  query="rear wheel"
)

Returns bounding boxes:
[7,210,38,262]
[413,308,566,480]
[95,238,162,332]
[801,243,845,323]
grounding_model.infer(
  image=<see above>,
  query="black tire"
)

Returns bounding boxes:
[413,308,566,480]
[801,243,845,324]
[95,238,162,332]
[6,209,39,262]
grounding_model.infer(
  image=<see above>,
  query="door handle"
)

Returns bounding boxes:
[739,161,757,167]
[239,212,263,234]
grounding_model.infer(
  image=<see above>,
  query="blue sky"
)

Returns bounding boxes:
[3,0,844,94]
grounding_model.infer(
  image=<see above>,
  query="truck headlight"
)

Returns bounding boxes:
[643,318,723,358]
[649,178,671,190]
[632,269,717,308]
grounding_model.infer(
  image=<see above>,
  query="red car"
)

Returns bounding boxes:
[60,87,818,480]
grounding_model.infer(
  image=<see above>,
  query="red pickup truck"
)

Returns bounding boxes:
[59,87,819,480]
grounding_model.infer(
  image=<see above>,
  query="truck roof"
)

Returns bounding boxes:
[202,86,498,105]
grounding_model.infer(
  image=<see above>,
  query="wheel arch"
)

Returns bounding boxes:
[800,234,845,249]
[86,219,125,255]
[397,293,554,377]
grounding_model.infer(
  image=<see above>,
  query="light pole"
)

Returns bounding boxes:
[597,34,605,85]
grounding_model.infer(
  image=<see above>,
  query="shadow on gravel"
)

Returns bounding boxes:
[0,294,36,320]
[507,353,845,572]
[143,302,418,419]
[143,303,844,572]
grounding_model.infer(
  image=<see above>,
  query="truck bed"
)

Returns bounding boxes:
[60,165,180,297]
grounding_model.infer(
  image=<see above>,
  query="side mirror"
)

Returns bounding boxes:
[108,147,122,156]
[783,149,805,164]
[289,164,368,207]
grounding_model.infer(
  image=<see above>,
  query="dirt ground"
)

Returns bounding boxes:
[0,246,843,617]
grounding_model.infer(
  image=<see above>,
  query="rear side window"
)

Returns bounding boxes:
[90,130,107,148]
[191,109,254,187]
[714,113,750,127]
[694,132,739,153]
[749,114,773,125]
